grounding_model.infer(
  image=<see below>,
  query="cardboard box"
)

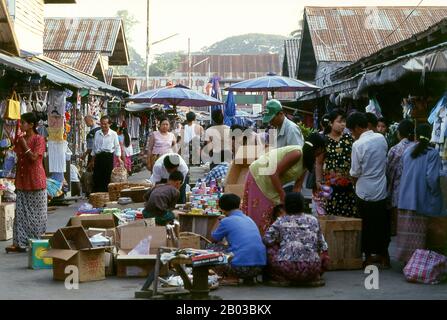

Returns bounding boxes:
[116,254,158,278]
[28,239,53,270]
[115,220,168,278]
[120,188,150,203]
[104,248,117,277]
[44,226,105,282]
[224,162,250,198]
[116,219,165,254]
[0,203,15,241]
[67,214,118,229]
[178,232,201,249]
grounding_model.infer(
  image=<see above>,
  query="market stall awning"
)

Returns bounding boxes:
[296,42,447,103]
[125,103,156,112]
[0,52,126,96]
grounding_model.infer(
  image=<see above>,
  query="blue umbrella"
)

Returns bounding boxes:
[224,72,319,98]
[127,84,222,107]
[224,91,236,126]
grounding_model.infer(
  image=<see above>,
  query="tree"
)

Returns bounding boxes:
[113,10,146,77]
[116,10,139,43]
[149,51,183,77]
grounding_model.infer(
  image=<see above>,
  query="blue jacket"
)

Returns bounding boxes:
[398,146,444,216]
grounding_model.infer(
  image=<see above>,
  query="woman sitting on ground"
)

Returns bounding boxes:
[263,192,329,286]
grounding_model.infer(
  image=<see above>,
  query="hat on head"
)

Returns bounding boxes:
[262,99,283,124]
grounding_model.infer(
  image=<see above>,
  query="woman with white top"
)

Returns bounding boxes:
[146,118,177,172]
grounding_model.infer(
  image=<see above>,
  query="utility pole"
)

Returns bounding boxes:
[145,0,151,90]
[188,38,192,88]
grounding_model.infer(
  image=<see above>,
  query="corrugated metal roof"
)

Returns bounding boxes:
[283,38,301,77]
[43,51,100,74]
[44,18,129,65]
[0,0,20,56]
[179,54,281,79]
[305,6,447,62]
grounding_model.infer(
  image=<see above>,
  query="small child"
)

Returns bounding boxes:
[143,171,184,226]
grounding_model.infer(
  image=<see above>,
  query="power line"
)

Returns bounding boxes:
[375,0,425,48]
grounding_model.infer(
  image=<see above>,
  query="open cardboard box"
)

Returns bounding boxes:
[115,219,168,278]
[43,226,106,283]
[67,214,118,229]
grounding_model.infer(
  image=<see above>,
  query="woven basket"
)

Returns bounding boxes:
[110,167,128,183]
[89,193,110,208]
[108,182,130,201]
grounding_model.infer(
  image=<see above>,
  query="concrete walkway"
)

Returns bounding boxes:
[0,169,446,300]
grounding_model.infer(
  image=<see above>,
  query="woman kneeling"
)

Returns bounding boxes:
[264,192,329,286]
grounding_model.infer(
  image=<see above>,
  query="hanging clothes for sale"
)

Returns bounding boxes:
[48,141,66,173]
[130,115,141,139]
[431,106,447,144]
[48,128,64,141]
[47,90,66,117]
[48,115,64,129]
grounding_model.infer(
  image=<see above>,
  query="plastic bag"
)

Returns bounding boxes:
[78,203,93,211]
[365,97,383,118]
[404,250,447,284]
[128,236,152,256]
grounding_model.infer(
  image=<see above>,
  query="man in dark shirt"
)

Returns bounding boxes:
[143,171,184,226]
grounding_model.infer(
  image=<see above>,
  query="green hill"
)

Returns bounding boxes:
[201,33,287,55]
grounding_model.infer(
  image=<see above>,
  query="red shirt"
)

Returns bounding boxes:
[15,135,47,191]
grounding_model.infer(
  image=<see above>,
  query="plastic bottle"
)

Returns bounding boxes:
[210,179,216,194]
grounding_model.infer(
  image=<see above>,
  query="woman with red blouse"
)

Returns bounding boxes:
[6,113,47,253]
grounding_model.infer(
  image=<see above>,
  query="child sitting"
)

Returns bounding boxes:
[143,171,184,226]
[209,194,267,285]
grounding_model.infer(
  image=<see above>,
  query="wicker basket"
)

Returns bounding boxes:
[89,193,110,208]
[110,167,128,183]
[108,182,130,201]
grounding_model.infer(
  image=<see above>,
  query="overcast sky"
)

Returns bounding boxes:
[45,0,446,57]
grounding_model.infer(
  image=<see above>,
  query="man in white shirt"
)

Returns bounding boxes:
[347,112,390,269]
[150,153,189,203]
[180,112,204,166]
[91,116,122,192]
[203,110,232,169]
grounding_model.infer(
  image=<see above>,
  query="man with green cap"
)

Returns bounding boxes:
[263,99,304,148]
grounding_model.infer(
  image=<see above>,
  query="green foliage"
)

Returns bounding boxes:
[201,33,288,55]
[116,10,139,43]
[298,123,316,139]
[149,51,183,77]
[114,47,146,77]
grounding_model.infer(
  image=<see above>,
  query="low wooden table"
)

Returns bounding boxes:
[135,247,223,300]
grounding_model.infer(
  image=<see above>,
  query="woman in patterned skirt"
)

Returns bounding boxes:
[396,124,444,263]
[6,113,47,253]
[315,109,357,217]
[242,134,326,234]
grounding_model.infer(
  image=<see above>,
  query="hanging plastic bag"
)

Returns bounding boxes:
[5,92,21,120]
[128,236,152,256]
[365,97,383,118]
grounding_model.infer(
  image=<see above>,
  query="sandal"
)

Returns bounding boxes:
[5,245,27,253]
